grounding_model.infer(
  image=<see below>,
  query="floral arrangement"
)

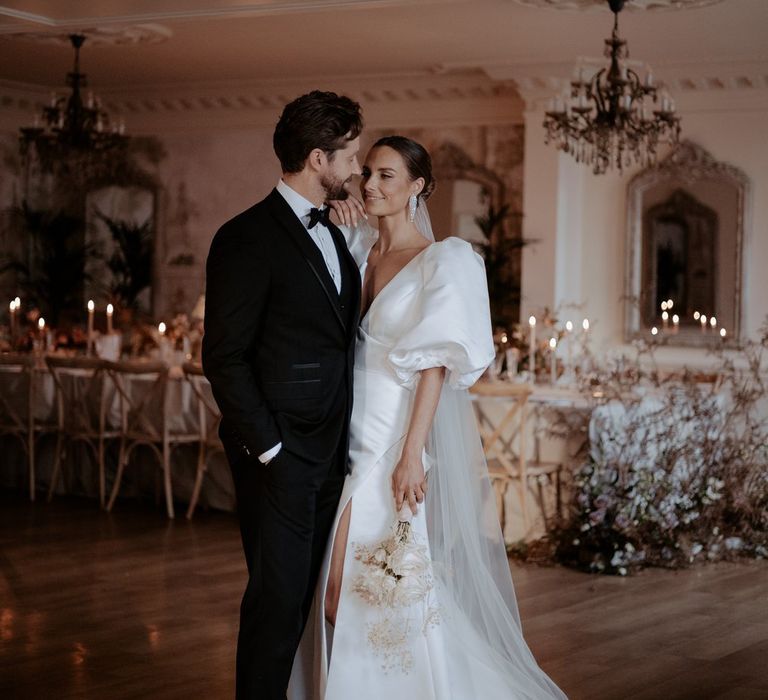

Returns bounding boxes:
[549,322,768,575]
[352,518,440,672]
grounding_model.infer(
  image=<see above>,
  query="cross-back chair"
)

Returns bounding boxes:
[45,355,119,506]
[181,361,224,519]
[105,360,199,519]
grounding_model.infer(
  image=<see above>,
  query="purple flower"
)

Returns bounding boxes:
[589,508,607,526]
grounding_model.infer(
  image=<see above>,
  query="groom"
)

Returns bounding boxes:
[202,91,363,698]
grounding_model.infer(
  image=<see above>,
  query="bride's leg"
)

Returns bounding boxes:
[324,500,352,627]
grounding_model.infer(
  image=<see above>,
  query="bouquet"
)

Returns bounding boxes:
[351,511,440,672]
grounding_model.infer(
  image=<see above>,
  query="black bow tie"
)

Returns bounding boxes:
[307,207,331,229]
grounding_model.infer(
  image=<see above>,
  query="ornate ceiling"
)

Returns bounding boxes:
[0,0,761,94]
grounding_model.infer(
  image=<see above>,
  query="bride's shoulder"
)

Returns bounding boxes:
[423,237,483,272]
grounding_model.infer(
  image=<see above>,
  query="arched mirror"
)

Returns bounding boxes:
[430,142,506,245]
[85,185,156,314]
[625,141,749,346]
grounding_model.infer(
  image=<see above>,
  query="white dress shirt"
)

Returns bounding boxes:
[276,179,342,293]
[258,180,342,464]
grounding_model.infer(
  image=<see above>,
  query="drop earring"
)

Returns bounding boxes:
[408,194,418,223]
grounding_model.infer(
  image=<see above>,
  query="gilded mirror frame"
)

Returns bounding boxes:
[624,140,750,347]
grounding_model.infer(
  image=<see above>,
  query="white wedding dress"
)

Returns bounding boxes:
[289,227,566,699]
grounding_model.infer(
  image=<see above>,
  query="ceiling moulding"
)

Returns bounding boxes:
[0,0,457,29]
[509,0,723,10]
[0,73,524,132]
[0,24,172,44]
[433,59,768,100]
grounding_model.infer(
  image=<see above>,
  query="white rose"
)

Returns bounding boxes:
[393,575,430,607]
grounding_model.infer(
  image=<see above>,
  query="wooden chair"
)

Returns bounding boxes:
[45,356,119,507]
[0,354,37,499]
[182,361,224,519]
[471,381,565,537]
[471,382,532,535]
[105,360,199,519]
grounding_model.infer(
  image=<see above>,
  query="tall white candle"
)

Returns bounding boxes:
[106,303,114,335]
[549,337,557,384]
[662,310,669,330]
[700,314,707,334]
[38,317,46,351]
[9,300,16,342]
[87,300,95,355]
[565,320,574,372]
[672,314,680,335]
[528,316,537,383]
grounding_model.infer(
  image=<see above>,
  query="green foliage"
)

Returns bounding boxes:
[0,202,98,324]
[474,204,529,328]
[94,210,153,311]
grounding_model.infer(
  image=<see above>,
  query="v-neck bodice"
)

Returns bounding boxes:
[359,244,430,334]
[346,233,495,391]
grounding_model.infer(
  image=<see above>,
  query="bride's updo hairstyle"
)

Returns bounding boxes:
[372,136,436,200]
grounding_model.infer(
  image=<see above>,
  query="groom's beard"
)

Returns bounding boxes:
[322,174,352,201]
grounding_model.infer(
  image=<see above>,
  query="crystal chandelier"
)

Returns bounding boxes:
[19,34,128,174]
[543,0,681,174]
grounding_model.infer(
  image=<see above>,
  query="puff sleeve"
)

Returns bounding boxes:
[387,238,495,390]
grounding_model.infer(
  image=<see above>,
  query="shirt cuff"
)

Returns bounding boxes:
[258,442,282,464]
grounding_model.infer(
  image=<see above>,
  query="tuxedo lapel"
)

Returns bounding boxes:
[267,190,346,332]
[328,221,361,340]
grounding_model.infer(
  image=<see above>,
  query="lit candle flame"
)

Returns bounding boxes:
[582,319,590,331]
[87,300,95,312]
[528,315,536,327]
[158,322,166,335]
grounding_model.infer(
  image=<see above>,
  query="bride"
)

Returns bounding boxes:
[289,136,566,699]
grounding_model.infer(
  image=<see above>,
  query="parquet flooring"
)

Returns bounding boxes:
[1,492,766,699]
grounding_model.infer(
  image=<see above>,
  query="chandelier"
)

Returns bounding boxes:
[19,34,128,174]
[543,0,681,174]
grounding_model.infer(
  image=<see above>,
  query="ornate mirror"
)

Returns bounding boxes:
[625,141,749,346]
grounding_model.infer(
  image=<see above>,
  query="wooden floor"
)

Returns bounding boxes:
[1,493,767,699]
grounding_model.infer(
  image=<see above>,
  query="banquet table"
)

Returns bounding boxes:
[3,363,595,529]
[0,360,235,513]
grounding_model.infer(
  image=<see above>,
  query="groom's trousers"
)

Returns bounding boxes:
[230,446,345,699]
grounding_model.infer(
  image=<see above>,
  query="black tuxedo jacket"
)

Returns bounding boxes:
[202,189,361,467]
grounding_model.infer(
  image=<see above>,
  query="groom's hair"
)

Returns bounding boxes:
[273,91,363,174]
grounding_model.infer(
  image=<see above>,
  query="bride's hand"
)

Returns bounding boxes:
[328,195,367,227]
[392,448,427,516]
